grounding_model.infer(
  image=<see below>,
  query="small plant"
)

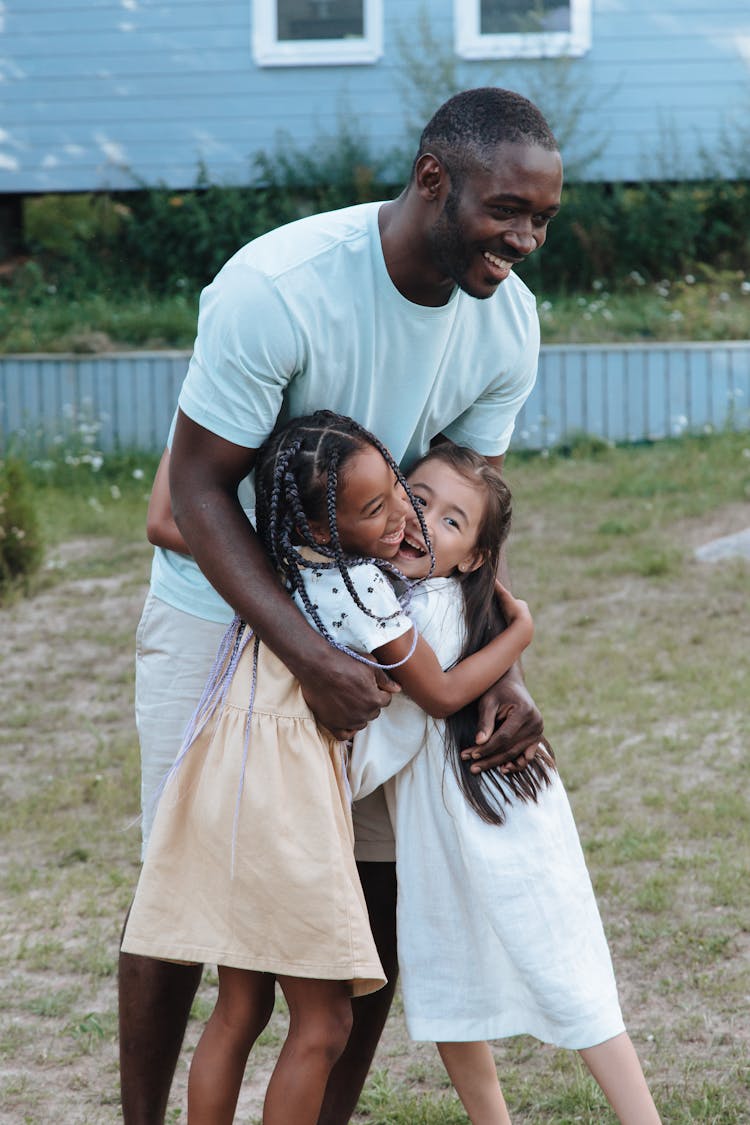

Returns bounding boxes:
[0,456,43,597]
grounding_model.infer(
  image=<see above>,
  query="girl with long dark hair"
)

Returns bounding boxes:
[350,443,661,1125]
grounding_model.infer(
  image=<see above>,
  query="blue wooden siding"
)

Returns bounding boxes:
[1,1,749,193]
[2,344,748,455]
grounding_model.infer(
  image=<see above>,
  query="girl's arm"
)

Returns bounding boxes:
[372,582,533,719]
[146,449,191,555]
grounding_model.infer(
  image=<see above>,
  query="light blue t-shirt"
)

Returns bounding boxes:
[151,201,539,623]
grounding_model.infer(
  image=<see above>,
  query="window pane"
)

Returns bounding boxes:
[479,1,570,35]
[277,0,364,42]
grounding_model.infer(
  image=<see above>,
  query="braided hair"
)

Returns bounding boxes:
[255,410,432,661]
[410,443,556,825]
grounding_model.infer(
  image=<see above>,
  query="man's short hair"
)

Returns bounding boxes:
[416,87,559,186]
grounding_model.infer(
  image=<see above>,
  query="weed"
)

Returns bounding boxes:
[0,457,43,598]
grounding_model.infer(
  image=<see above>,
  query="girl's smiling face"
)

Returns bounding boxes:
[396,458,487,579]
[319,444,411,560]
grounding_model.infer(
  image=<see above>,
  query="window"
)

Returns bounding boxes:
[253,0,383,67]
[454,0,591,60]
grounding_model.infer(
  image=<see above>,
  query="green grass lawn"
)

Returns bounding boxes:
[0,432,748,1122]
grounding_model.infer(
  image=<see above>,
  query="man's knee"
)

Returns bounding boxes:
[119,951,202,1041]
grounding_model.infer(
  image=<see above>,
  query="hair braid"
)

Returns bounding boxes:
[254,410,429,667]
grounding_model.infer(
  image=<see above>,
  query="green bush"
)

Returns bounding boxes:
[14,125,750,299]
[0,458,43,596]
[20,120,398,297]
[516,178,750,292]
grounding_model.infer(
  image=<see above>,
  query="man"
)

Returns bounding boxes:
[120,87,563,1124]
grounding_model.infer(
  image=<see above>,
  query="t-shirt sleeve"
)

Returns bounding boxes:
[441,307,540,456]
[301,564,413,653]
[178,261,301,449]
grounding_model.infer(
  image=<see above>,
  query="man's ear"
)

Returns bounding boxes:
[414,152,450,204]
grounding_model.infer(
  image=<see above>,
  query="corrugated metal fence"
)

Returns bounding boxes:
[1,342,749,455]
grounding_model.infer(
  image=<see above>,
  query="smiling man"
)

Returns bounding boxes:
[120,88,563,1125]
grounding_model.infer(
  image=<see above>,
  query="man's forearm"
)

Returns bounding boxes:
[172,482,331,681]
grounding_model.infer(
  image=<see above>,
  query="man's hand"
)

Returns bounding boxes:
[461,671,543,774]
[298,648,400,740]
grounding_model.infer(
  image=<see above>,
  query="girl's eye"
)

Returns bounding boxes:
[412,495,427,507]
[370,503,384,516]
[444,517,458,529]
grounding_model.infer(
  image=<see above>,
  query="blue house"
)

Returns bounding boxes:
[1,0,749,195]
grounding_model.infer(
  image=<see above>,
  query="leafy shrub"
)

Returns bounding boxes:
[518,178,750,292]
[14,123,750,299]
[20,120,397,297]
[0,458,43,596]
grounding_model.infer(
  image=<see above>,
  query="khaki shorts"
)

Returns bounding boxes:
[135,592,395,863]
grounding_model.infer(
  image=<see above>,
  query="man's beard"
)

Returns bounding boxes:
[426,190,491,300]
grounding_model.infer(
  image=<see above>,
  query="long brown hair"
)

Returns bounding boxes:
[411,443,555,825]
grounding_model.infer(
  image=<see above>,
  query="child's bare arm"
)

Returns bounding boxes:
[146,449,191,555]
[373,584,533,719]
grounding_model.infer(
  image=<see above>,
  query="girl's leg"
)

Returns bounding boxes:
[188,966,276,1125]
[579,1032,661,1125]
[264,976,353,1125]
[437,1041,511,1125]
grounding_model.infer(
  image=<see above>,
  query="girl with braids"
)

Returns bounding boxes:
[349,443,661,1125]
[122,412,535,1125]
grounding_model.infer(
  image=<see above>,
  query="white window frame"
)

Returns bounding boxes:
[252,0,383,67]
[454,0,591,60]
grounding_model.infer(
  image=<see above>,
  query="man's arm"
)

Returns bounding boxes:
[146,448,190,555]
[170,410,398,739]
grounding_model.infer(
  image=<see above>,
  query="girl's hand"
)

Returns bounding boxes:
[494,580,534,651]
[494,579,532,628]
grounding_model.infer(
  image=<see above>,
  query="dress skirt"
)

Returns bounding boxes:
[122,631,386,998]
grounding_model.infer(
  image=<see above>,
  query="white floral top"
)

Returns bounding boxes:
[293,560,412,653]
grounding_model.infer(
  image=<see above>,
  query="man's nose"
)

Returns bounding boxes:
[503,217,537,256]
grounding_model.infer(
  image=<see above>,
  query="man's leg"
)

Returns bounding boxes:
[317,860,398,1125]
[119,949,202,1125]
[121,595,228,1123]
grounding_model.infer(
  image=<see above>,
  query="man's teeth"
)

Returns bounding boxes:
[484,251,513,270]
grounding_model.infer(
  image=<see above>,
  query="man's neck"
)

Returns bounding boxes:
[378,197,456,308]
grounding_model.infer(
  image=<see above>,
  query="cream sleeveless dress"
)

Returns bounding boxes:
[122,560,412,997]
